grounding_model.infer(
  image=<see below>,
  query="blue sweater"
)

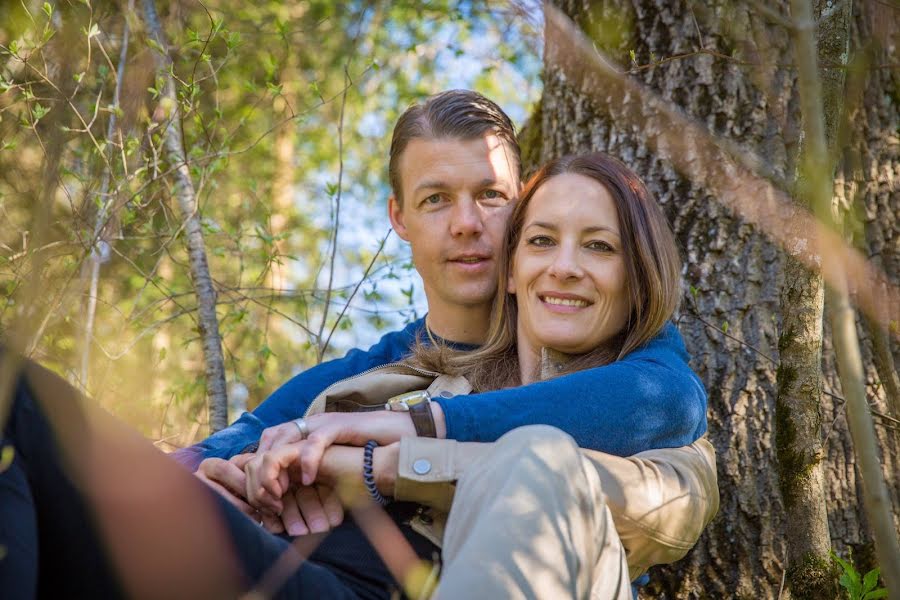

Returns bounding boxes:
[171,318,707,470]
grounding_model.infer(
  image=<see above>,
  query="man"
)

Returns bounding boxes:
[173,90,716,596]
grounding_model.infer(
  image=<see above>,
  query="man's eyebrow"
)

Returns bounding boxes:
[526,221,621,236]
[413,178,511,195]
[413,181,447,194]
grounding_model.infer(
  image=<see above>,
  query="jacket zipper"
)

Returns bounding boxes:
[301,362,440,419]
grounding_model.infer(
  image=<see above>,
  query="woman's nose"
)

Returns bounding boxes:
[547,246,584,280]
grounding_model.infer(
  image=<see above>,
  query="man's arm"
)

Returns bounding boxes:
[391,436,719,578]
[170,318,425,471]
[434,323,708,455]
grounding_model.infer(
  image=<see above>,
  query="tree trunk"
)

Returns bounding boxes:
[141,0,229,432]
[536,1,899,596]
[773,0,852,595]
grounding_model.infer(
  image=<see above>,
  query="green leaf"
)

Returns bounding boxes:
[42,2,53,17]
[9,40,19,55]
[87,23,101,39]
[721,321,729,334]
[862,568,880,593]
[146,37,165,55]
[864,590,888,600]
[225,31,241,50]
[32,103,48,121]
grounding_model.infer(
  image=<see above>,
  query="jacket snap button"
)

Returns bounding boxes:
[412,458,432,475]
[438,391,453,399]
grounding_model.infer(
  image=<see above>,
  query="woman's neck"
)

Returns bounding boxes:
[518,342,574,385]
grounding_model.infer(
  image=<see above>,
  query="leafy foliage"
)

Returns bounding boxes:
[831,550,888,600]
[0,0,540,444]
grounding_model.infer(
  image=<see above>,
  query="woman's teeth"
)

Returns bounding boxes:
[541,296,588,307]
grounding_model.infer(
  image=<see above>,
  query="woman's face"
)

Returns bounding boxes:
[508,172,630,355]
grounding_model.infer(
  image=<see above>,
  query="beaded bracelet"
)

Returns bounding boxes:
[363,440,390,506]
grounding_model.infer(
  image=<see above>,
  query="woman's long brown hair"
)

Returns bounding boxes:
[409,152,683,392]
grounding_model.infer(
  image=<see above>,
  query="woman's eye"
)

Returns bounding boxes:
[586,240,614,252]
[527,235,554,247]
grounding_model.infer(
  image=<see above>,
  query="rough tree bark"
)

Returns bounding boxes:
[773,0,851,595]
[534,1,899,596]
[141,0,229,432]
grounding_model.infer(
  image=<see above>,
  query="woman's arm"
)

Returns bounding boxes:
[436,323,707,455]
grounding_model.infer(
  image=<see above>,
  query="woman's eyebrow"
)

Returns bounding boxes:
[525,222,621,236]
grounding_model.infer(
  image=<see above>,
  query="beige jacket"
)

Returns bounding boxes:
[305,363,719,580]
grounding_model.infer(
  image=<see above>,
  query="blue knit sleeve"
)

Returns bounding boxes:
[170,319,425,470]
[434,322,707,457]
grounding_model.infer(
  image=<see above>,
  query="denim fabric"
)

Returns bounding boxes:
[435,322,708,455]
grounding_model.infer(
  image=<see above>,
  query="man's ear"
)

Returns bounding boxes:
[388,195,410,241]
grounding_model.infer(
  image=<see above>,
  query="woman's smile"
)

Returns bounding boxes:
[509,172,630,357]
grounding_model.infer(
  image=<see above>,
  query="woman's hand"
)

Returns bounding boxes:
[262,411,415,487]
[244,442,304,514]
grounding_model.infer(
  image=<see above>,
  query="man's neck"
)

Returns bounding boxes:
[425,306,491,345]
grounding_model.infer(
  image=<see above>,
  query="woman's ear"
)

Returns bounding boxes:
[507,272,516,294]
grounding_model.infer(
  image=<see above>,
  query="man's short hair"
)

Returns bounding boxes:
[389,90,521,205]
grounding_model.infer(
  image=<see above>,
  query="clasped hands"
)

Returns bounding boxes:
[194,411,413,536]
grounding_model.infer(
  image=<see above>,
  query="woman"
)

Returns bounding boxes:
[1,153,711,598]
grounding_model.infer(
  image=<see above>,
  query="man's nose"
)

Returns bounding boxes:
[449,198,485,237]
[548,244,584,280]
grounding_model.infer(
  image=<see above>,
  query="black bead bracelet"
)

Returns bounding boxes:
[363,440,390,506]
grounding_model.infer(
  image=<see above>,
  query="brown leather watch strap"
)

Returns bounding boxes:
[409,397,437,438]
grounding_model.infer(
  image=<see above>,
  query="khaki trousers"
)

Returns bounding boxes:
[435,425,632,600]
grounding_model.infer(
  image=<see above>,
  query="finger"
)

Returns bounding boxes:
[199,458,249,501]
[259,454,288,500]
[230,453,254,469]
[245,458,282,513]
[318,485,345,527]
[260,511,284,534]
[295,486,330,533]
[201,478,257,520]
[299,436,329,486]
[279,491,310,537]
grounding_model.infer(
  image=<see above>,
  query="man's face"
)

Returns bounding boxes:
[389,135,520,317]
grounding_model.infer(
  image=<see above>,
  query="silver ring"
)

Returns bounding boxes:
[292,417,310,440]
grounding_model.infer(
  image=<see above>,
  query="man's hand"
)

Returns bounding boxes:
[279,484,344,536]
[194,454,282,532]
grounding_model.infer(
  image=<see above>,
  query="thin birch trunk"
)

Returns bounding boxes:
[80,8,131,393]
[790,0,900,594]
[141,0,228,432]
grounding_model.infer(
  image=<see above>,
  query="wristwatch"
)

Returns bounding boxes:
[385,390,437,438]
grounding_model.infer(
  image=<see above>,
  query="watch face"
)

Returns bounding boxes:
[387,390,429,410]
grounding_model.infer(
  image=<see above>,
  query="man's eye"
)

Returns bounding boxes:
[480,190,507,203]
[423,194,443,206]
[586,240,614,252]
[527,235,554,247]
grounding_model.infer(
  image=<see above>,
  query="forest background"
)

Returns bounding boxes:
[1,0,898,598]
